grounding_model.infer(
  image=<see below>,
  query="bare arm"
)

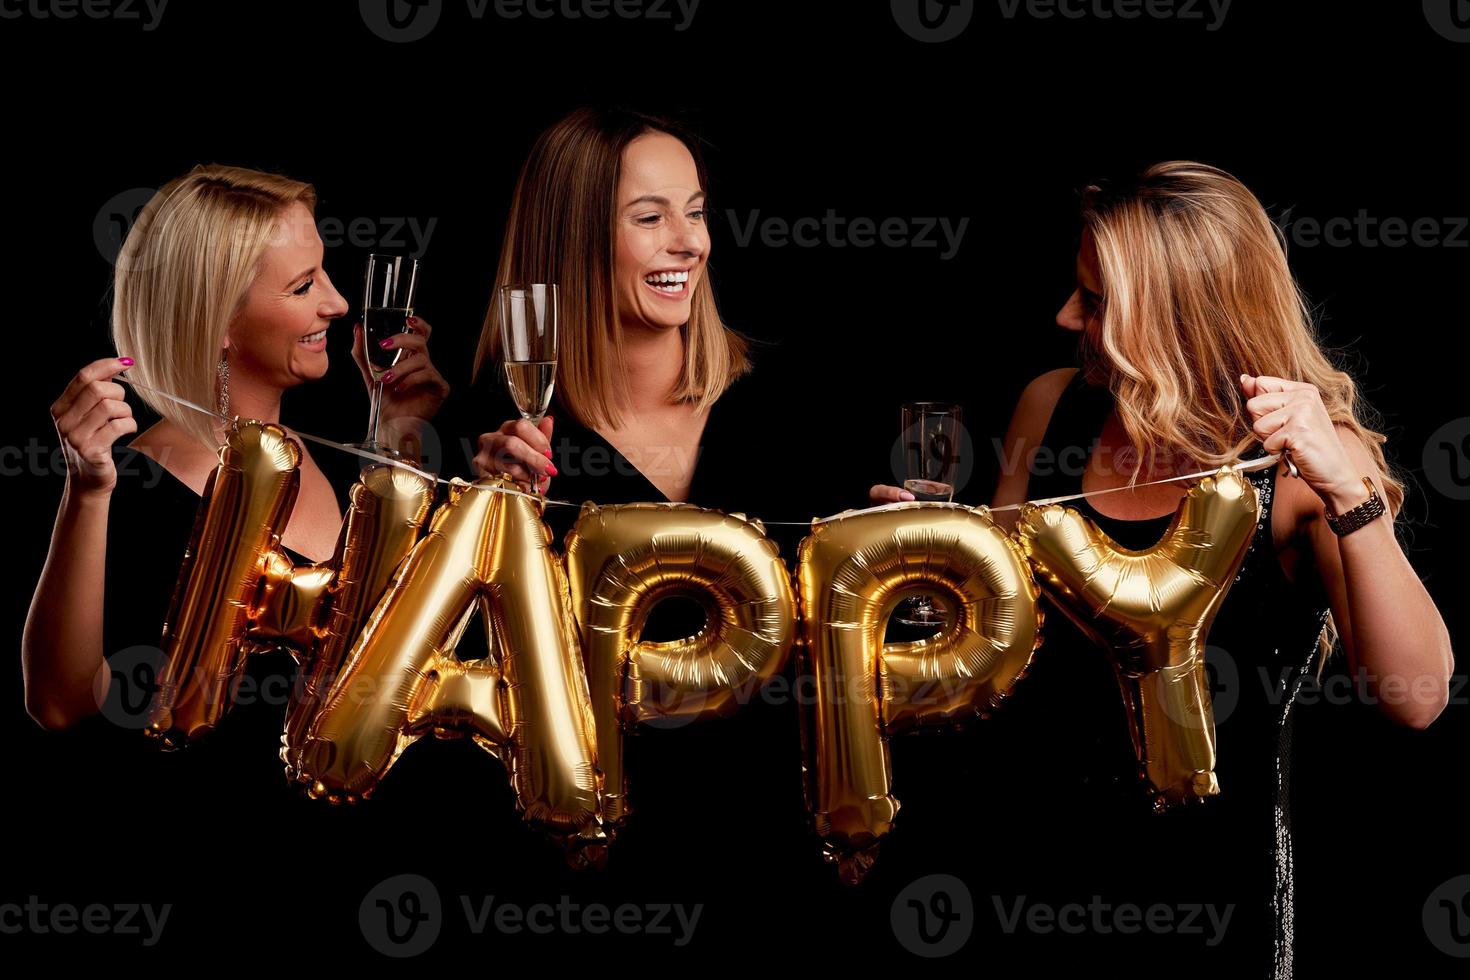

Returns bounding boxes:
[1301,428,1453,729]
[21,358,137,730]
[989,367,1078,535]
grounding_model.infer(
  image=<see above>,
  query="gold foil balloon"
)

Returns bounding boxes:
[145,421,302,748]
[564,502,796,828]
[291,476,605,856]
[796,502,1042,883]
[1013,466,1259,811]
[280,463,437,781]
[139,418,434,755]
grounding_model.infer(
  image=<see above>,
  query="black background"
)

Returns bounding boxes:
[2,1,1467,974]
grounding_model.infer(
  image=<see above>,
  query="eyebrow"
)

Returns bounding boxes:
[623,190,707,209]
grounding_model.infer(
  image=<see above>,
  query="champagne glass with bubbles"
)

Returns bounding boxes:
[359,254,419,455]
[498,283,559,492]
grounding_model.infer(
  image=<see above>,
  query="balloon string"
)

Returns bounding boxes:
[115,374,1284,525]
[116,373,580,508]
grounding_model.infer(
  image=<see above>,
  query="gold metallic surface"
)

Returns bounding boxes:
[565,502,796,826]
[144,421,301,748]
[796,502,1042,882]
[1014,468,1259,811]
[291,478,604,850]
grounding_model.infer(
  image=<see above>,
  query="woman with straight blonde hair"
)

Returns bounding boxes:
[467,108,761,538]
[880,161,1452,976]
[23,164,448,733]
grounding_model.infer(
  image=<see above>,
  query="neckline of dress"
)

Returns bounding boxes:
[118,445,320,565]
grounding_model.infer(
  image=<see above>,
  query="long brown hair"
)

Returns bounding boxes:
[1078,160,1407,672]
[473,107,751,429]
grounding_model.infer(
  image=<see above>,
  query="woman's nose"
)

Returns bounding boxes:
[1056,288,1085,332]
[669,219,705,257]
[320,273,350,318]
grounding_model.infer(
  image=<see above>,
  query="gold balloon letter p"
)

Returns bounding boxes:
[565,503,796,828]
[797,503,1042,883]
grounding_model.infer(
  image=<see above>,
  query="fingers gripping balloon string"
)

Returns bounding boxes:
[114,373,1285,523]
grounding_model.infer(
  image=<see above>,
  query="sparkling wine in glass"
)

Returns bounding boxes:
[896,401,963,627]
[498,283,559,492]
[359,254,419,455]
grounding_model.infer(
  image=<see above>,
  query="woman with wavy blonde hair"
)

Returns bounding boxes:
[875,160,1452,976]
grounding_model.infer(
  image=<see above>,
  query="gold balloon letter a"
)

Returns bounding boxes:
[1014,467,1259,811]
[797,503,1042,883]
[565,503,796,828]
[292,475,604,853]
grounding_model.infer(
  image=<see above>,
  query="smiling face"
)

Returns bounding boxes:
[613,130,709,332]
[226,201,349,386]
[1055,229,1105,335]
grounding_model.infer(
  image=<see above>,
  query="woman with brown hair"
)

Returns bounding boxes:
[466,108,762,535]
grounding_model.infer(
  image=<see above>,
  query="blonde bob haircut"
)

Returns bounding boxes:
[472,107,751,429]
[1077,160,1407,671]
[111,164,318,449]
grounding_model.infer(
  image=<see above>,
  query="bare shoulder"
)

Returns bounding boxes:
[127,420,215,495]
[990,367,1079,516]
[1016,367,1079,425]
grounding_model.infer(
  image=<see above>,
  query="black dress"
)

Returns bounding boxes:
[442,364,817,870]
[1009,367,1333,977]
[95,444,348,803]
[449,366,800,549]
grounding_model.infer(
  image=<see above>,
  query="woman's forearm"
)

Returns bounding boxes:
[1326,488,1454,729]
[21,485,112,729]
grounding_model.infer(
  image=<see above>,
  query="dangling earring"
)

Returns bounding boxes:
[216,349,230,417]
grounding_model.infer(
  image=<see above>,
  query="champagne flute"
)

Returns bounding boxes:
[358,254,420,456]
[896,401,963,627]
[498,283,559,493]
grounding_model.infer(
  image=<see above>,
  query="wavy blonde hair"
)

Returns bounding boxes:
[111,164,318,449]
[472,107,750,429]
[1077,160,1406,674]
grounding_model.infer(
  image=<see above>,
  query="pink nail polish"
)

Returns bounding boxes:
[546,464,558,476]
[118,356,134,366]
[382,372,394,383]
[379,338,393,349]
[544,449,553,458]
